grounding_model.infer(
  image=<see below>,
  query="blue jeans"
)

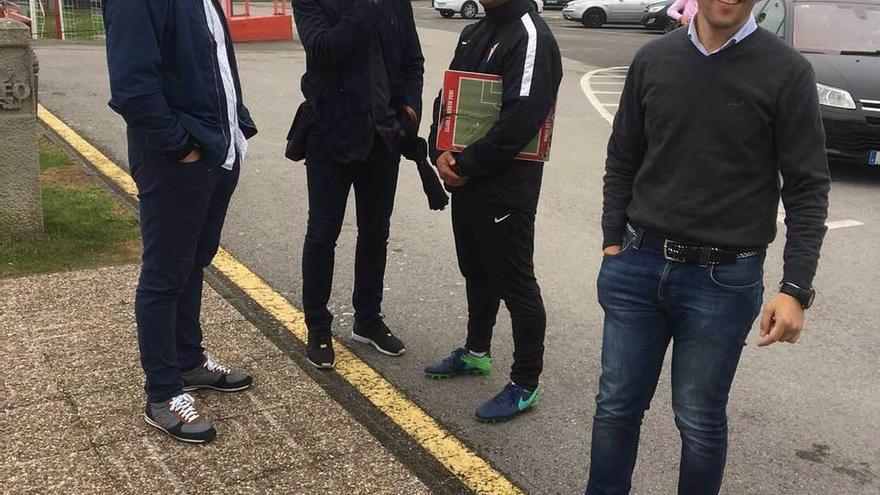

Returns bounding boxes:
[128,128,239,403]
[586,232,764,495]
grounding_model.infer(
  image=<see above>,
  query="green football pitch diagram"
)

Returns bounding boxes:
[453,78,541,155]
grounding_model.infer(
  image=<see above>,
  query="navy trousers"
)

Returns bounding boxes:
[128,128,239,403]
[301,137,400,335]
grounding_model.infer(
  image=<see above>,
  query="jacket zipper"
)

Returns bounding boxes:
[203,1,231,171]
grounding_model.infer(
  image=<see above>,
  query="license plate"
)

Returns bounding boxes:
[870,150,880,166]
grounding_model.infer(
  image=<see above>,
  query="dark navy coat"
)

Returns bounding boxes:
[293,0,424,161]
[104,0,258,169]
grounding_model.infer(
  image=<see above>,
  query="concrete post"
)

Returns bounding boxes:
[0,19,42,241]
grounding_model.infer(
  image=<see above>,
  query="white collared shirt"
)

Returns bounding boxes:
[687,15,759,56]
[203,0,247,170]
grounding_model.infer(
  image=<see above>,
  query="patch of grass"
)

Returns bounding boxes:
[0,137,141,277]
[39,135,68,171]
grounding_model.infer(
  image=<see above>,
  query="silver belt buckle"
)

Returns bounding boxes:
[663,239,684,263]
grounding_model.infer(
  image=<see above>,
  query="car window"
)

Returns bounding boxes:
[754,0,786,36]
[794,2,880,53]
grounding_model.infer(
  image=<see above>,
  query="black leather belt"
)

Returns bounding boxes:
[628,224,763,267]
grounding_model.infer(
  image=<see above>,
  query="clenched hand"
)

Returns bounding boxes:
[436,151,468,188]
[758,293,805,347]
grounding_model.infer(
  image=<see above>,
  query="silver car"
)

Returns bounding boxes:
[562,0,653,27]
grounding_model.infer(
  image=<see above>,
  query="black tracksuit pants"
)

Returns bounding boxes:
[451,191,546,390]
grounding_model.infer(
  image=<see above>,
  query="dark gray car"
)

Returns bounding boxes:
[754,0,880,167]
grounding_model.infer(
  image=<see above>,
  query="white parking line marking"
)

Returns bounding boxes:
[581,66,628,125]
[825,220,865,230]
[778,211,863,230]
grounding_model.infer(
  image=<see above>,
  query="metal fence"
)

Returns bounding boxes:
[2,0,104,41]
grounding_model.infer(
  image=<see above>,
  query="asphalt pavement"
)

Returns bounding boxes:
[32,8,880,494]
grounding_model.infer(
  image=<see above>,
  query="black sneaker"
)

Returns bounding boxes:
[352,317,405,356]
[307,331,335,369]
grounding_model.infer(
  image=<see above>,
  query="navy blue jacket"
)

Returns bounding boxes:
[293,0,424,161]
[103,0,257,169]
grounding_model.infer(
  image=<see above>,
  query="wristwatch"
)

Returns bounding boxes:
[778,282,816,309]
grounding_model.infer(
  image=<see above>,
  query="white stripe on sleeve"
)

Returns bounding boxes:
[519,13,537,97]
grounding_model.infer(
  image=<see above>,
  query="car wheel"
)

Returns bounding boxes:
[440,10,455,17]
[582,8,606,28]
[461,1,478,18]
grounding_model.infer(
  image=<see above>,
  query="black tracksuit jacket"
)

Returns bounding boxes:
[428,0,562,213]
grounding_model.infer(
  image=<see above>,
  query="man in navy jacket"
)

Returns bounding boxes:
[293,0,424,368]
[104,0,257,444]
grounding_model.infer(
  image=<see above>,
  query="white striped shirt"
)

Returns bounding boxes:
[203,0,247,170]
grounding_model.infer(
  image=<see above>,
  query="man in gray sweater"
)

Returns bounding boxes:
[585,0,831,492]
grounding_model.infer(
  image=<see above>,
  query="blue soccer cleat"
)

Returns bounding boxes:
[475,382,541,423]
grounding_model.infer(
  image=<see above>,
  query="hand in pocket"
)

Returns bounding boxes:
[180,148,202,164]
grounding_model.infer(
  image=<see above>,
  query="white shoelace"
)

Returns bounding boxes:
[169,394,200,423]
[204,356,231,374]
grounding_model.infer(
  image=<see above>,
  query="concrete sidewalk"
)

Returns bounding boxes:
[0,265,429,494]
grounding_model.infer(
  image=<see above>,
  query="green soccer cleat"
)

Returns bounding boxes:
[425,348,492,379]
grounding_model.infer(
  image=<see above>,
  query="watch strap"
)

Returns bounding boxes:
[779,282,815,309]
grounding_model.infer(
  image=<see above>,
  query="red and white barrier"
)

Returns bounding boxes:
[221,0,293,43]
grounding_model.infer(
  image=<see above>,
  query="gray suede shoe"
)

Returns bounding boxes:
[144,393,216,444]
[182,356,253,393]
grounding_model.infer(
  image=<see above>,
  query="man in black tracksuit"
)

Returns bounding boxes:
[425,0,562,423]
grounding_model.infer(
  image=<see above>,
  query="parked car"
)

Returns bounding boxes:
[435,0,543,18]
[753,0,880,167]
[543,0,571,8]
[642,0,675,30]
[562,0,652,27]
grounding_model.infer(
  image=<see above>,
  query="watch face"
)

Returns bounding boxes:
[805,289,816,308]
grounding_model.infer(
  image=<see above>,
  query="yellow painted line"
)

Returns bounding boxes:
[38,106,139,198]
[38,104,524,495]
